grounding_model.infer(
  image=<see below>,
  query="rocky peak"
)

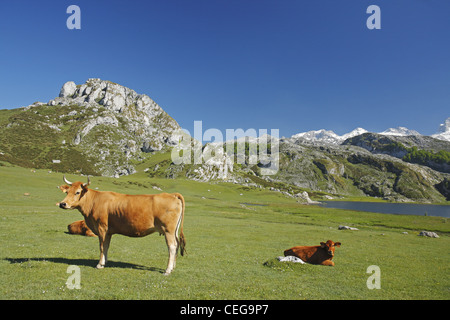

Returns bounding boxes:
[291,129,341,144]
[438,117,450,133]
[379,127,421,137]
[53,79,164,117]
[59,81,77,98]
[48,79,180,177]
[290,128,368,145]
[432,117,450,142]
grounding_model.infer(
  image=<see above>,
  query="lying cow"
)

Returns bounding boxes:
[284,240,341,266]
[68,220,97,237]
[57,175,186,275]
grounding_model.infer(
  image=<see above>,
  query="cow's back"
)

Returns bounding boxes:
[284,245,321,262]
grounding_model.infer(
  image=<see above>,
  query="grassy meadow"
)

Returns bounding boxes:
[0,162,449,300]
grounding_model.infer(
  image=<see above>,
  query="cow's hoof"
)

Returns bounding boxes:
[163,270,172,276]
[96,264,104,269]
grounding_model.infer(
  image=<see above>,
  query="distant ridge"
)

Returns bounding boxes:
[290,118,450,145]
[291,128,367,145]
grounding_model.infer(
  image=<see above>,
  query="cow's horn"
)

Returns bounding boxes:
[63,175,73,186]
[83,176,90,187]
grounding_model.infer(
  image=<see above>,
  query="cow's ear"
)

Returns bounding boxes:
[320,242,326,248]
[59,185,70,193]
[334,242,341,247]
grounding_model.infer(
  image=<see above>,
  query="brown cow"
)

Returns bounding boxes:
[57,175,186,275]
[284,240,341,266]
[68,220,97,237]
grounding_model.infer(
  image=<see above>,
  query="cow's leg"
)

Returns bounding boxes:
[321,260,335,266]
[97,232,112,269]
[164,232,177,275]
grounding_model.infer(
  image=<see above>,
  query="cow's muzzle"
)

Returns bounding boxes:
[59,202,68,209]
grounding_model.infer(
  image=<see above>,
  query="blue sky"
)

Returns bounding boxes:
[0,0,449,137]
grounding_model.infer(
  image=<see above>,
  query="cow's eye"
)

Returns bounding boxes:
[75,191,80,195]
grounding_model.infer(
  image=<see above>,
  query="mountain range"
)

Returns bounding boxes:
[0,79,449,203]
[290,121,450,145]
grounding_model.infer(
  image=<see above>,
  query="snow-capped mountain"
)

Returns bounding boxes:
[341,127,369,141]
[291,118,450,144]
[291,129,341,144]
[291,128,367,145]
[432,117,450,142]
[379,127,421,136]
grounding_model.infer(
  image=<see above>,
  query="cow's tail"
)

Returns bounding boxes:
[175,193,186,256]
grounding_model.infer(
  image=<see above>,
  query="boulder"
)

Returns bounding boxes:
[295,191,321,204]
[59,81,77,98]
[419,231,439,238]
[339,225,359,231]
[86,88,103,103]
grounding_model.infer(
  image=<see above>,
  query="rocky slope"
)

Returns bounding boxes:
[145,133,449,203]
[0,79,180,177]
[273,139,449,202]
[155,130,450,203]
[342,133,450,173]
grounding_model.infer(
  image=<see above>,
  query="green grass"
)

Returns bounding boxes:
[0,163,449,299]
[0,106,99,175]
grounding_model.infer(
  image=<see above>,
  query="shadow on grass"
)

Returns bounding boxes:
[4,257,165,273]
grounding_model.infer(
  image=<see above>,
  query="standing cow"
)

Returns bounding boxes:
[57,176,186,275]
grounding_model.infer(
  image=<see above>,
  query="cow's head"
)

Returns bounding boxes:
[57,175,90,210]
[320,240,341,257]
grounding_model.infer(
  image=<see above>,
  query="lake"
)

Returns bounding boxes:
[319,201,450,218]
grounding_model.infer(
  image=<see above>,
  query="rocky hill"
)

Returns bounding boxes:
[342,133,450,173]
[274,138,449,202]
[0,79,180,177]
[141,134,449,203]
[156,132,450,204]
